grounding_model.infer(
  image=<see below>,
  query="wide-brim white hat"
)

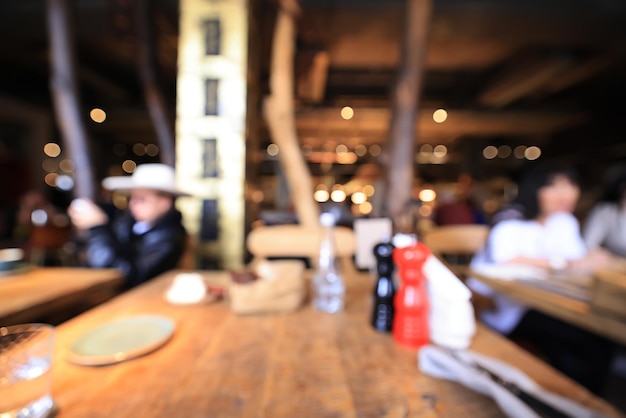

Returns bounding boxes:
[102,163,191,197]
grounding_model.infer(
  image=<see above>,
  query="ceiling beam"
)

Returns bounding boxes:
[284,107,587,144]
[477,55,573,108]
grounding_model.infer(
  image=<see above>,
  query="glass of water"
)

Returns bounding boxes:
[0,324,55,418]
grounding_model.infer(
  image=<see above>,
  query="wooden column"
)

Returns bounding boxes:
[263,0,319,228]
[176,0,249,269]
[384,0,432,223]
[46,0,95,199]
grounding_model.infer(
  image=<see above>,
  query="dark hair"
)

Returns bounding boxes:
[512,163,579,220]
[601,170,626,204]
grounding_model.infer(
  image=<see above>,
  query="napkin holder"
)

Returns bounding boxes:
[228,260,305,315]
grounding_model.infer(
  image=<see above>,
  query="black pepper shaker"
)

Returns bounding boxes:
[371,241,396,332]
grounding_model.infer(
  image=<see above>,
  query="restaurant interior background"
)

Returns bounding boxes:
[1,0,626,265]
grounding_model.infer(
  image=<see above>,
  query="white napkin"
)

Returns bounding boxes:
[471,263,548,281]
[419,345,612,418]
[424,255,476,349]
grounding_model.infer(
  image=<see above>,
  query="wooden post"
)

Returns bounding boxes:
[385,0,432,222]
[46,0,95,199]
[135,0,176,167]
[263,0,319,227]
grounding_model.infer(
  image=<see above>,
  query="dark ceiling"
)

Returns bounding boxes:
[1,0,626,186]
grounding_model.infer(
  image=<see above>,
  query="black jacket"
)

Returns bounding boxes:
[85,207,187,288]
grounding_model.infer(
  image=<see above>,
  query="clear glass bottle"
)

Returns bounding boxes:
[312,212,345,313]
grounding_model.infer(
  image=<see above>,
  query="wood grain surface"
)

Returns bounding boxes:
[469,269,626,346]
[0,267,123,326]
[50,269,622,418]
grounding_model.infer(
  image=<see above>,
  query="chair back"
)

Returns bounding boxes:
[421,224,489,277]
[246,224,356,270]
[422,224,489,255]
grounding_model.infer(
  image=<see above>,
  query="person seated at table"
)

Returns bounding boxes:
[467,163,615,395]
[583,169,626,257]
[68,163,189,289]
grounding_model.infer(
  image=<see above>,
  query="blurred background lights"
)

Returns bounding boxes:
[314,189,330,202]
[336,152,357,164]
[42,159,58,173]
[351,191,366,205]
[340,106,354,120]
[514,145,527,159]
[369,144,381,157]
[336,144,348,154]
[525,146,542,160]
[133,143,146,156]
[59,159,74,172]
[330,189,347,202]
[43,142,61,157]
[483,145,498,159]
[145,144,159,157]
[90,108,106,123]
[433,144,447,158]
[354,144,367,157]
[122,160,137,173]
[418,188,436,202]
[56,175,74,191]
[44,173,58,187]
[359,201,373,215]
[362,184,375,197]
[419,205,433,217]
[498,145,512,158]
[267,143,279,156]
[432,108,448,123]
[419,144,433,155]
[31,209,49,226]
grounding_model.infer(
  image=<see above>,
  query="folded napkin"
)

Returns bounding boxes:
[419,345,612,418]
[424,255,476,349]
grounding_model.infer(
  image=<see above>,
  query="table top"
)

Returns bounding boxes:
[0,267,123,325]
[49,268,621,418]
[469,268,626,346]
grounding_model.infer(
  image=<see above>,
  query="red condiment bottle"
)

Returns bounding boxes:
[392,242,430,349]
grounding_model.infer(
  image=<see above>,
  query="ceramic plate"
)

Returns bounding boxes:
[67,315,175,366]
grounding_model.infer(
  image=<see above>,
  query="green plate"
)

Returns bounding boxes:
[67,315,175,366]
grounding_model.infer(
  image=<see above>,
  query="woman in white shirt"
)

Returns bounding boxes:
[583,170,626,257]
[468,164,614,394]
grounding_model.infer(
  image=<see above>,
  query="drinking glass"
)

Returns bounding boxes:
[0,324,55,418]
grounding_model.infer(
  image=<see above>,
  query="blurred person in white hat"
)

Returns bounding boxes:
[68,163,190,288]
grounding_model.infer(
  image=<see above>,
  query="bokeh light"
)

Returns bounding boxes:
[525,146,542,160]
[433,145,448,158]
[90,108,106,123]
[418,188,437,202]
[122,160,137,173]
[351,191,366,205]
[314,190,330,202]
[43,143,61,157]
[483,145,498,159]
[331,189,347,202]
[340,106,354,120]
[267,143,279,156]
[433,108,448,123]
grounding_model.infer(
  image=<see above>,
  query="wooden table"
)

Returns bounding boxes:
[0,267,123,326]
[469,268,626,346]
[49,269,622,417]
